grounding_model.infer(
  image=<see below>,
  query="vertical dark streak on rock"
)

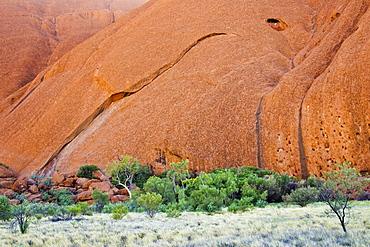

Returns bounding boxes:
[256,96,264,169]
[298,98,309,179]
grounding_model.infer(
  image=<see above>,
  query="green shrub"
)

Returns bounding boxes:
[50,189,74,206]
[111,203,128,220]
[137,192,163,218]
[133,164,152,188]
[68,202,89,216]
[92,189,109,213]
[283,187,319,207]
[188,185,225,212]
[40,177,53,187]
[77,164,100,179]
[10,202,44,234]
[143,176,176,204]
[228,197,254,213]
[0,195,12,221]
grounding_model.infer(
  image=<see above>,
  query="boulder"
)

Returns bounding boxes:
[110,195,130,203]
[10,199,21,205]
[89,181,112,193]
[77,191,92,201]
[59,180,74,187]
[0,188,15,199]
[93,170,110,182]
[76,177,90,187]
[0,180,15,189]
[11,177,28,193]
[28,185,39,194]
[117,188,130,196]
[0,166,15,178]
[52,173,65,185]
[82,179,101,189]
[4,189,15,199]
[27,193,43,203]
[108,187,120,196]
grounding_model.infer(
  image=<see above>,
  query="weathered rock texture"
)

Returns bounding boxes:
[0,0,148,104]
[0,0,369,178]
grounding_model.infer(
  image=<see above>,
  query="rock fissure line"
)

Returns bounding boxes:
[6,75,45,117]
[255,96,264,169]
[296,2,368,178]
[35,32,229,175]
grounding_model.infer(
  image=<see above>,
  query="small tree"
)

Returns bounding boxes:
[137,192,162,218]
[10,203,41,234]
[92,189,109,213]
[105,156,141,198]
[167,159,190,202]
[319,160,363,233]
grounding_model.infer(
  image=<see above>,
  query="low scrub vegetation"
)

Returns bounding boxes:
[0,157,369,246]
[0,202,369,246]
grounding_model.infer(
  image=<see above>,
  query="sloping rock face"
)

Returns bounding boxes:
[0,0,369,178]
[0,0,148,104]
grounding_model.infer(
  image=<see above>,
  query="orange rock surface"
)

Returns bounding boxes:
[0,0,369,178]
[0,0,148,103]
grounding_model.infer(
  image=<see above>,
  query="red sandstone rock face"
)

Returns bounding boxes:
[0,0,148,104]
[0,0,369,178]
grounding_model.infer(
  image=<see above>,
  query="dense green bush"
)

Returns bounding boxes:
[50,189,74,206]
[143,176,176,204]
[77,165,100,179]
[133,164,152,188]
[227,197,254,212]
[188,185,226,212]
[92,189,109,213]
[138,192,162,218]
[283,186,319,206]
[0,195,12,221]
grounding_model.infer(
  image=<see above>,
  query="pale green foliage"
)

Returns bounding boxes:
[167,159,190,202]
[111,203,128,220]
[319,160,363,233]
[105,156,141,196]
[283,186,319,207]
[137,192,163,218]
[68,202,89,216]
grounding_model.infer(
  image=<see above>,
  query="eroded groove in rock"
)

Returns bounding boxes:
[35,32,229,176]
[124,33,228,93]
[298,98,309,179]
[6,80,43,117]
[256,96,264,169]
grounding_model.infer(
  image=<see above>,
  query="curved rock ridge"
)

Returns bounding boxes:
[0,0,369,178]
[0,0,148,104]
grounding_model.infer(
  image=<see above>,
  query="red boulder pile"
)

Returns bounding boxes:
[0,168,129,205]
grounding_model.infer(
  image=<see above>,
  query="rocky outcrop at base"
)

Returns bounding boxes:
[0,170,129,205]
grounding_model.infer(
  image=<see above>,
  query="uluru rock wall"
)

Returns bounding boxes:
[0,0,148,105]
[0,0,369,178]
